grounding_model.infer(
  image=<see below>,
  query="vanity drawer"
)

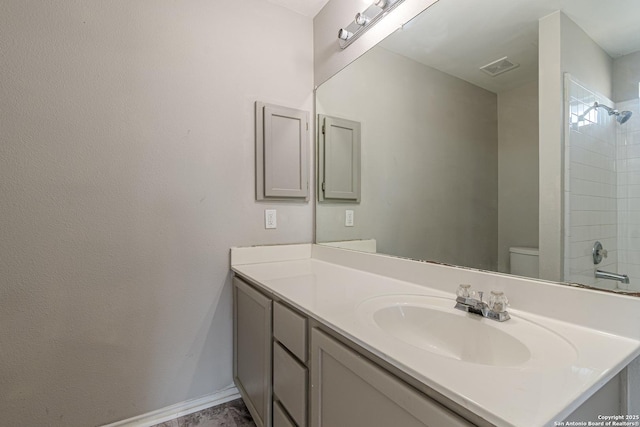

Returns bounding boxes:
[273,400,297,427]
[274,301,307,362]
[274,342,307,427]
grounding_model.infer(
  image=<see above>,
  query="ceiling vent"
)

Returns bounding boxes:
[480,56,520,77]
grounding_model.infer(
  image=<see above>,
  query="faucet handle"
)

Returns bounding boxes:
[488,291,508,313]
[456,284,471,298]
[593,241,608,265]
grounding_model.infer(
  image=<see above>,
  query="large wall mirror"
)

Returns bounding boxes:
[315,0,640,294]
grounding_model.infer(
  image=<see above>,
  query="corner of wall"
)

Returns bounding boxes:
[538,11,564,281]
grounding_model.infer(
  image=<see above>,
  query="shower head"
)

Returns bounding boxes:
[577,102,633,125]
[617,110,632,124]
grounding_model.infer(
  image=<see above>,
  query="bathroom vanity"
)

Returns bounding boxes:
[231,244,640,427]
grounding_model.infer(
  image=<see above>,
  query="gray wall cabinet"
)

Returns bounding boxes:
[233,276,474,427]
[318,115,361,202]
[256,102,310,201]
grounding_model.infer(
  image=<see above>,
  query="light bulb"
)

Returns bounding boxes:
[355,12,369,26]
[338,28,353,41]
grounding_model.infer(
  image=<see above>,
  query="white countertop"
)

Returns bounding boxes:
[231,244,640,427]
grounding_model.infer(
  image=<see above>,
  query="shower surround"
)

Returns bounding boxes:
[564,75,640,291]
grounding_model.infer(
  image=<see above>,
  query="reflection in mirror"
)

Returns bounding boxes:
[315,0,640,294]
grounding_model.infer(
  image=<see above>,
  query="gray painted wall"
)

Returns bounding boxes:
[0,1,313,426]
[613,51,640,102]
[497,81,540,273]
[316,46,498,270]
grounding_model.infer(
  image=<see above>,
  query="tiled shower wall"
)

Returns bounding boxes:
[617,98,640,291]
[564,77,619,289]
[565,76,640,291]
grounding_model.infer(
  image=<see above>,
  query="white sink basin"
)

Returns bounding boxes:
[357,294,577,368]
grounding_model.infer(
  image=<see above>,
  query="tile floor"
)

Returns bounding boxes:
[152,398,256,427]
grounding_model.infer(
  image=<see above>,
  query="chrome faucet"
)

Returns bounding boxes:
[595,269,630,284]
[454,285,510,322]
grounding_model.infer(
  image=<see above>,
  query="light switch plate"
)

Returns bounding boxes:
[265,209,277,229]
[345,210,354,227]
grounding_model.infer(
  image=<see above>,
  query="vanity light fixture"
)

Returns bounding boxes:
[337,0,406,49]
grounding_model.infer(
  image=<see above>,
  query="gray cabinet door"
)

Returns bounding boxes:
[318,115,361,202]
[310,328,472,427]
[256,102,310,200]
[234,277,272,427]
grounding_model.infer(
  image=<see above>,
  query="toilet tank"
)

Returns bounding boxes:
[509,247,539,279]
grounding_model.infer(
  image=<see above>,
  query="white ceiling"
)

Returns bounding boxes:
[266,0,331,17]
[379,0,640,93]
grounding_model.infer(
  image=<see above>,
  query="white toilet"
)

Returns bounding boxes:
[509,247,539,279]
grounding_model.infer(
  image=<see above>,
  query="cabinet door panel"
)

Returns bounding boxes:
[256,102,309,200]
[234,278,272,427]
[310,328,471,427]
[274,400,297,427]
[274,342,307,427]
[318,115,361,202]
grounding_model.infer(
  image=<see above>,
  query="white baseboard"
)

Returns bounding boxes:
[102,385,240,427]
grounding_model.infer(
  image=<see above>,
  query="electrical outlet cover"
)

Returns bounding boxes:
[265,209,277,229]
[345,210,354,227]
